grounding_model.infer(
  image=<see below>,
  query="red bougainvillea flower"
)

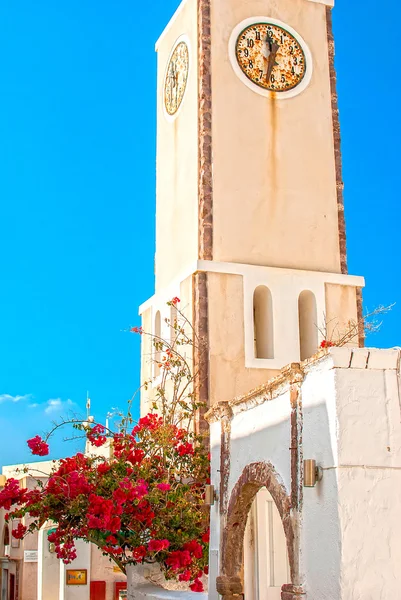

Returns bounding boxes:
[166,550,192,571]
[103,546,123,555]
[87,424,107,448]
[27,435,49,456]
[106,535,118,545]
[184,540,203,559]
[132,546,147,562]
[0,479,28,510]
[12,523,27,539]
[97,462,111,475]
[148,539,170,552]
[87,495,122,533]
[130,326,143,335]
[178,571,192,582]
[177,442,194,457]
[190,579,204,593]
[132,414,163,435]
[320,340,335,349]
[127,448,145,465]
[157,483,171,492]
[201,530,210,544]
[171,297,180,305]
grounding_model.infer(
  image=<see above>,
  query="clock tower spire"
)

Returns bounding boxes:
[139,0,364,413]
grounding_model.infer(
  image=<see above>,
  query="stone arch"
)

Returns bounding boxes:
[217,462,302,600]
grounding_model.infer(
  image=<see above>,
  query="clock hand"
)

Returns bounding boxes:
[173,63,179,107]
[266,39,280,84]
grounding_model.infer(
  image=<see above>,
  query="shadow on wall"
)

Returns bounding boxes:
[219,398,340,599]
[301,401,341,599]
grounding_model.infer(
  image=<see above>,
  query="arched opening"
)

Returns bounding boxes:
[298,290,318,361]
[217,462,300,600]
[3,525,9,547]
[244,488,290,600]
[253,286,274,359]
[3,524,10,555]
[154,310,161,378]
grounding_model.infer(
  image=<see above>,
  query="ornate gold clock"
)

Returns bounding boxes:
[164,37,189,118]
[229,17,312,99]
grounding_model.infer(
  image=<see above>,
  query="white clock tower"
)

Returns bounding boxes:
[139,0,364,415]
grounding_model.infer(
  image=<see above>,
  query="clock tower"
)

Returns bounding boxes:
[139,0,364,413]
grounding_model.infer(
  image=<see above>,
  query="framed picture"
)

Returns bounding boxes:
[66,570,88,585]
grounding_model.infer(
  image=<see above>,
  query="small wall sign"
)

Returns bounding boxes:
[24,550,38,563]
[66,570,88,585]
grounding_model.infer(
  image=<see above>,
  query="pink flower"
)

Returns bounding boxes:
[157,483,171,492]
[27,435,49,456]
[148,539,170,552]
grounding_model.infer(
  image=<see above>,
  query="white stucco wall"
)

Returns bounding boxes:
[209,348,401,600]
[302,348,401,600]
[228,392,292,495]
[60,539,91,600]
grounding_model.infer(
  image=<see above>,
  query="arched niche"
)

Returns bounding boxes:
[253,286,274,359]
[298,290,318,361]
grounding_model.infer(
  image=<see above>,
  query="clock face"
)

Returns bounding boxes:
[164,40,189,117]
[229,18,312,99]
[236,23,306,92]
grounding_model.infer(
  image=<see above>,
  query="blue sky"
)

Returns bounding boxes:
[0,0,400,466]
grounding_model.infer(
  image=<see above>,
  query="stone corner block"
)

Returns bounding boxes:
[328,347,352,369]
[281,584,306,599]
[367,348,400,370]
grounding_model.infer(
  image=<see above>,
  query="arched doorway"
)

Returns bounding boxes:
[244,488,290,600]
[217,462,302,600]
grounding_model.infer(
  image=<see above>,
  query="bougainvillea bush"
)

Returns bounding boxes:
[0,299,210,592]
